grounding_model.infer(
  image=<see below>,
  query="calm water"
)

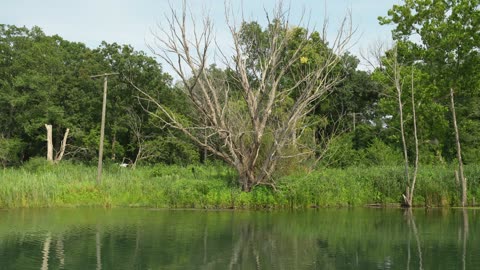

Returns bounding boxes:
[0,208,478,270]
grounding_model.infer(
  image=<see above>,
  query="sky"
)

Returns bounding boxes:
[1,0,400,73]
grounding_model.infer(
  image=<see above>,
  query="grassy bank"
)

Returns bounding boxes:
[1,159,479,208]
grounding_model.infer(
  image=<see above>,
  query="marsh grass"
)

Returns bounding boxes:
[1,159,479,209]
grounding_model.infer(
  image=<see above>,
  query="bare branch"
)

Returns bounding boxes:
[144,1,352,191]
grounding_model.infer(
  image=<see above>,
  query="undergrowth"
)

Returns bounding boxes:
[1,158,479,209]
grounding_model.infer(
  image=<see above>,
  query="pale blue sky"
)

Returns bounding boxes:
[1,0,400,71]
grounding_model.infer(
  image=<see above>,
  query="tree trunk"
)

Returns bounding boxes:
[450,88,467,207]
[392,46,410,207]
[396,71,410,207]
[407,66,420,207]
[54,128,69,163]
[239,168,256,192]
[203,128,208,163]
[111,132,116,161]
[45,124,53,162]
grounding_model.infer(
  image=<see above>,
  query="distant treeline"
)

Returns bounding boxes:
[0,23,479,169]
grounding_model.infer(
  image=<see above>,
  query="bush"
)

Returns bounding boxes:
[319,134,364,168]
[364,139,403,166]
[21,156,50,173]
[0,137,25,167]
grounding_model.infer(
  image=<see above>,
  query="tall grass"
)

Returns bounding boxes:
[1,158,479,209]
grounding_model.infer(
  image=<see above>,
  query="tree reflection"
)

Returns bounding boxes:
[462,209,468,270]
[41,232,51,270]
[96,225,102,270]
[405,209,423,270]
[56,234,65,269]
[0,209,479,269]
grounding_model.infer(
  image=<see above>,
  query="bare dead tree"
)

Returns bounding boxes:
[388,46,421,208]
[390,46,411,205]
[369,43,420,207]
[408,65,420,207]
[141,1,352,191]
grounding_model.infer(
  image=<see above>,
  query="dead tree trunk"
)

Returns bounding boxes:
[54,128,69,163]
[45,124,53,163]
[406,66,419,207]
[45,125,70,164]
[450,88,467,207]
[391,48,410,206]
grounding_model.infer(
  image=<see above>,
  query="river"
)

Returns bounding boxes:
[0,208,478,269]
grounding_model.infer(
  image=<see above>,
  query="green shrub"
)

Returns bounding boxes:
[0,137,25,167]
[364,139,403,166]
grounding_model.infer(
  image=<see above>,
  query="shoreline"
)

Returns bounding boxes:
[1,162,479,209]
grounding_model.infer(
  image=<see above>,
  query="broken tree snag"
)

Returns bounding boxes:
[45,124,53,162]
[55,128,70,163]
[450,88,467,207]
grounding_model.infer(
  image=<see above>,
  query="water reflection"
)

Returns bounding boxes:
[405,209,423,270]
[56,234,65,269]
[462,209,468,270]
[41,232,51,270]
[96,225,101,270]
[0,208,478,269]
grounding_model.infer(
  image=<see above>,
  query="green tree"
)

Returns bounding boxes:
[380,0,480,206]
[0,25,189,166]
[0,25,98,160]
[239,22,381,164]
[95,42,201,166]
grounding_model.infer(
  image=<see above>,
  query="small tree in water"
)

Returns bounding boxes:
[139,2,352,191]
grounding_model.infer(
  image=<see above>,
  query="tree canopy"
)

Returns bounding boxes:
[0,0,479,201]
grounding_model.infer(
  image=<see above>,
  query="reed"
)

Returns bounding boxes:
[1,158,479,209]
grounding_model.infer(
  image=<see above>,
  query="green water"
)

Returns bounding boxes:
[0,208,478,269]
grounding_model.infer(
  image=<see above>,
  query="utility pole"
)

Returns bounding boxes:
[91,73,119,185]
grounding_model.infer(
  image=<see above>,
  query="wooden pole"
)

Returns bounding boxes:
[91,72,118,185]
[97,75,108,185]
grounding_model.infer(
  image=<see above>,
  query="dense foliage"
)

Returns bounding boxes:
[0,25,198,167]
[0,0,479,206]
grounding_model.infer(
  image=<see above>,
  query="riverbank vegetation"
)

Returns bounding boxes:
[1,1,479,208]
[1,159,479,209]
